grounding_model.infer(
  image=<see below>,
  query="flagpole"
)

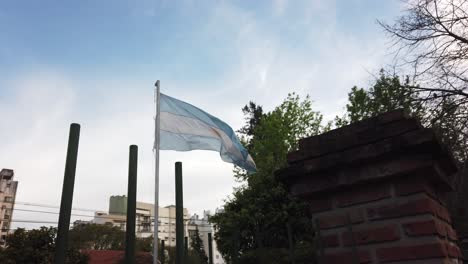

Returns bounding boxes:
[154,80,161,264]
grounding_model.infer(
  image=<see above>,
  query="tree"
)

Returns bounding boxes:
[190,228,208,264]
[337,69,468,248]
[68,223,125,250]
[211,93,328,263]
[379,0,468,160]
[135,236,153,253]
[336,68,468,161]
[238,102,264,139]
[0,227,88,264]
[335,69,423,126]
[379,0,468,98]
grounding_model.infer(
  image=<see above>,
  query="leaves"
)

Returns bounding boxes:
[0,227,88,264]
[190,228,208,264]
[211,93,327,263]
[336,69,423,126]
[69,223,125,251]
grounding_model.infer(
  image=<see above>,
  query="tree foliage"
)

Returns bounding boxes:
[338,68,468,235]
[379,0,468,161]
[190,228,208,264]
[335,69,423,126]
[69,223,125,250]
[0,227,89,264]
[379,0,468,98]
[211,93,329,263]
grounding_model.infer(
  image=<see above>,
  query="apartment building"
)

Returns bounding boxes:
[187,210,225,264]
[93,195,189,247]
[90,195,225,262]
[0,169,18,246]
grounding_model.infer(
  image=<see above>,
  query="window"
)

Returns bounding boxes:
[4,197,12,203]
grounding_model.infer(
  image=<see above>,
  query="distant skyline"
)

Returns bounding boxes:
[0,0,403,229]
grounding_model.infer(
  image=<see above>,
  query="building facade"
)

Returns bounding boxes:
[93,196,190,247]
[91,196,225,263]
[0,169,18,246]
[187,210,225,264]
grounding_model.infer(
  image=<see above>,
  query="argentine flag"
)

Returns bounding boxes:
[157,93,257,173]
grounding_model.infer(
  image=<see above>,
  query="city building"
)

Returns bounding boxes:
[187,210,225,264]
[93,195,190,247]
[0,169,18,246]
[91,195,225,263]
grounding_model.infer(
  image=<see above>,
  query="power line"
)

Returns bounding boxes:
[7,201,101,212]
[13,207,214,222]
[9,201,216,221]
[11,208,215,228]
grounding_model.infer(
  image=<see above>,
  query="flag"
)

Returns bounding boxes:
[157,93,257,173]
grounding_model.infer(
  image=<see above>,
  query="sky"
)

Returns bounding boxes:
[0,0,403,229]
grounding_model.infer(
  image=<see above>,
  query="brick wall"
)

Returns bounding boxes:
[278,110,462,264]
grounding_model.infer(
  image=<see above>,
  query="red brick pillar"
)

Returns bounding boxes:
[278,110,462,264]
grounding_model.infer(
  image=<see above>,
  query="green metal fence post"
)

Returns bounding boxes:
[54,123,80,264]
[185,236,189,262]
[125,145,138,264]
[160,239,165,264]
[208,232,214,264]
[175,162,184,264]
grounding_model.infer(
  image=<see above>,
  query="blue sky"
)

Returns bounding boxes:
[0,0,402,228]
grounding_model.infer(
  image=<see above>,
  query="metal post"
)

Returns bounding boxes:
[184,236,188,262]
[54,123,80,264]
[125,145,138,264]
[286,220,296,264]
[153,80,161,264]
[175,162,184,264]
[160,240,165,264]
[208,233,214,264]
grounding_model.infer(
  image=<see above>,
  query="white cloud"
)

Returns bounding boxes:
[273,0,288,16]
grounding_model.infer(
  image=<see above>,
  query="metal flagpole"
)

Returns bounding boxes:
[153,80,161,264]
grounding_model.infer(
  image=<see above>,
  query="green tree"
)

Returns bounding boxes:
[135,236,153,253]
[190,228,208,264]
[335,69,467,161]
[68,223,125,250]
[0,227,88,264]
[337,69,468,238]
[335,69,422,126]
[211,93,329,263]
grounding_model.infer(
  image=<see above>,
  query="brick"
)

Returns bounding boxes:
[367,198,439,220]
[402,219,445,237]
[322,234,340,248]
[299,128,438,175]
[376,243,448,262]
[289,156,436,198]
[337,185,392,207]
[445,225,458,241]
[395,180,436,198]
[309,198,332,213]
[298,114,418,159]
[317,209,364,230]
[437,205,452,223]
[323,250,371,264]
[445,242,462,258]
[342,225,400,246]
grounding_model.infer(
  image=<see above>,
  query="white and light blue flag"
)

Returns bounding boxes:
[157,93,257,173]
